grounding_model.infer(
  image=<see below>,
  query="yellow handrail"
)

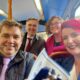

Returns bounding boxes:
[8,0,12,20]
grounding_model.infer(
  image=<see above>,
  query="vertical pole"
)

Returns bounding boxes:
[8,0,12,20]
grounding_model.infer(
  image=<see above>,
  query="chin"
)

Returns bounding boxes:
[4,54,12,58]
[74,51,80,55]
[69,50,80,56]
[5,52,14,56]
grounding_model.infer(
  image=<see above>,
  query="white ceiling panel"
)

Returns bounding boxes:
[0,0,41,21]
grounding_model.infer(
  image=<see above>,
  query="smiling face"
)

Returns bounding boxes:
[62,28,80,56]
[26,19,38,37]
[50,18,62,34]
[0,26,22,57]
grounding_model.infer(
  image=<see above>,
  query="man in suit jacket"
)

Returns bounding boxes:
[0,20,34,80]
[20,18,45,56]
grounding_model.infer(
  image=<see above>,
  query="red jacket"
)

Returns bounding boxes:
[45,34,67,56]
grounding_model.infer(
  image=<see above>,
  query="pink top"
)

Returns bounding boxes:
[45,34,67,55]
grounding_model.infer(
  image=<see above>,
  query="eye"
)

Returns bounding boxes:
[28,24,37,27]
[28,24,32,26]
[32,24,37,27]
[1,34,9,38]
[71,33,78,38]
[62,36,68,40]
[13,35,20,39]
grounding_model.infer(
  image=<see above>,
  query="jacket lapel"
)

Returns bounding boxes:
[8,51,25,69]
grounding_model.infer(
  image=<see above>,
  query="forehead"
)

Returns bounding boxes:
[62,28,76,35]
[0,26,22,35]
[51,18,61,23]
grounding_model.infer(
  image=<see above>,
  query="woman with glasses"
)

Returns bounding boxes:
[45,16,66,55]
[45,16,74,72]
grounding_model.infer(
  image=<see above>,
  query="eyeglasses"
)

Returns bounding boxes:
[50,22,61,27]
[28,24,37,27]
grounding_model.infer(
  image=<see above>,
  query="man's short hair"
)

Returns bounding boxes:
[0,19,22,33]
[26,18,39,23]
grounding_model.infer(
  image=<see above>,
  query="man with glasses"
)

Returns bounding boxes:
[20,18,45,57]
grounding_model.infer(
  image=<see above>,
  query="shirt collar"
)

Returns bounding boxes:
[26,33,39,40]
[27,35,34,39]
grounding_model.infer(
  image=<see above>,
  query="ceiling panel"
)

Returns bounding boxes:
[0,0,80,22]
[0,0,41,21]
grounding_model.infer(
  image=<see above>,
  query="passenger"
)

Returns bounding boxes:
[61,19,80,80]
[45,16,66,55]
[45,16,74,72]
[20,18,45,57]
[45,16,63,36]
[0,20,34,80]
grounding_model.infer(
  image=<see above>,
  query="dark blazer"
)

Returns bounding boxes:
[20,32,45,56]
[0,50,34,80]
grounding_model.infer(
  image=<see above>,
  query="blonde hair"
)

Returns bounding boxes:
[26,18,39,23]
[0,19,23,36]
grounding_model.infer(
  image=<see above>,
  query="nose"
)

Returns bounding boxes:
[7,37,14,43]
[67,36,73,44]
